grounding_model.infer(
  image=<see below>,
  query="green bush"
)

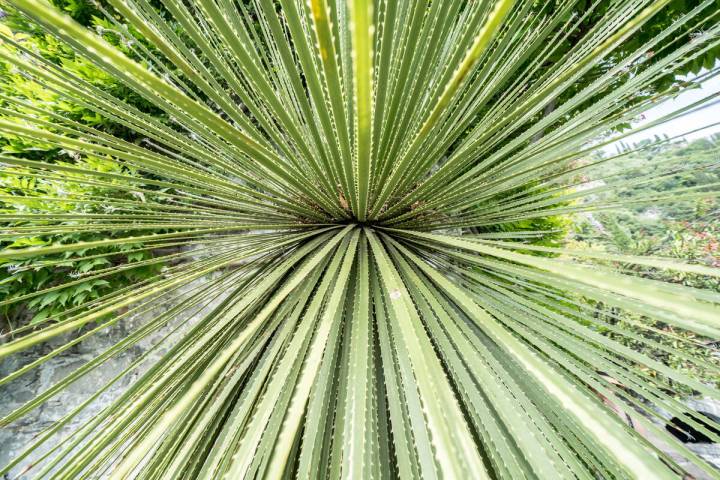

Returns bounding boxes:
[1,1,720,479]
[0,3,167,327]
[0,156,162,326]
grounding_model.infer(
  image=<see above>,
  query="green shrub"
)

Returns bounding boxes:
[1,1,720,479]
[0,4,168,326]
[0,155,162,326]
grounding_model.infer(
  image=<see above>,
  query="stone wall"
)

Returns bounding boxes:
[0,277,228,479]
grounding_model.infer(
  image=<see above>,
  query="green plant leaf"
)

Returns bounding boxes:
[1,0,719,478]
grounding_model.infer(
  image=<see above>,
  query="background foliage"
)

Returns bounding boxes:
[0,1,168,327]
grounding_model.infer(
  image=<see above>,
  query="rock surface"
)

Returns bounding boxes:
[0,276,228,479]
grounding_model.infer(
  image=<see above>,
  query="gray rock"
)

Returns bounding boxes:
[0,275,229,479]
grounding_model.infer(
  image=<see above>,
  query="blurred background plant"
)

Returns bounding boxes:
[0,0,169,330]
[568,136,720,391]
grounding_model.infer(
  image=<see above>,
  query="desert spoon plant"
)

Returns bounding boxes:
[1,0,720,478]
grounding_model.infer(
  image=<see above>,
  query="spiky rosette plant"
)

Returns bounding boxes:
[1,0,720,478]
